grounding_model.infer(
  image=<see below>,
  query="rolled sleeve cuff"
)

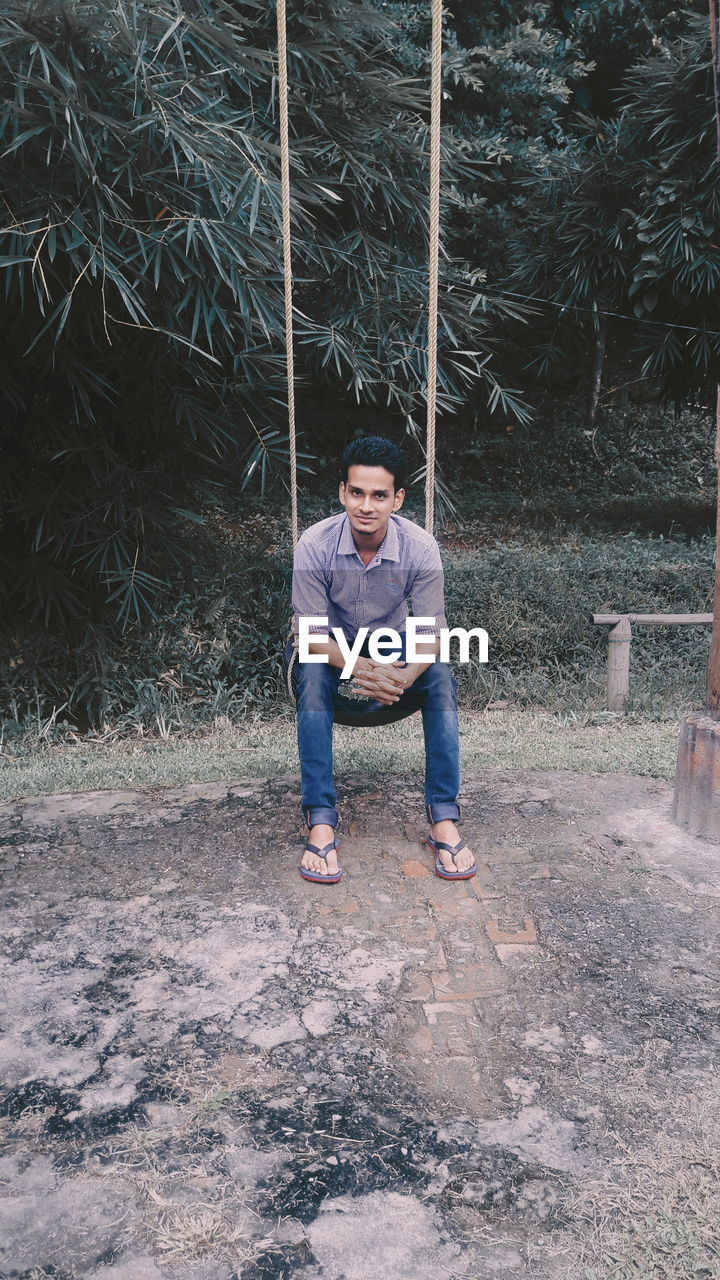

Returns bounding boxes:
[292,619,327,640]
[412,611,447,637]
[292,613,330,638]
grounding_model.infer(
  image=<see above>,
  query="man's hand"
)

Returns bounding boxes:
[351,657,412,705]
[351,658,419,705]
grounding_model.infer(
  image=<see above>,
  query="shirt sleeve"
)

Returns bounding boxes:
[292,534,331,638]
[409,542,447,636]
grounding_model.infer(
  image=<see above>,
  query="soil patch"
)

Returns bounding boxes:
[1,770,719,1278]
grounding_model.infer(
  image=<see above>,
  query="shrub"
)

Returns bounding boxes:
[445,534,712,712]
[0,529,713,737]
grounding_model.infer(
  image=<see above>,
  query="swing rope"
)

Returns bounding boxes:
[275,0,442,545]
[276,0,299,551]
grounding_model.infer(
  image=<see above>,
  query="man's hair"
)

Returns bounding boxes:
[340,435,408,491]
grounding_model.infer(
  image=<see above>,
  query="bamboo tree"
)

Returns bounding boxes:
[0,0,525,630]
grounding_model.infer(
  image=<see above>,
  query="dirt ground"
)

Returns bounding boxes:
[1,768,720,1280]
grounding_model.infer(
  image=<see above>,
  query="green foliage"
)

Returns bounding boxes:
[549,0,698,115]
[508,15,720,406]
[381,3,592,284]
[446,536,712,688]
[384,1,696,293]
[381,4,714,409]
[0,546,292,736]
[1,514,712,735]
[0,0,521,630]
[450,401,716,529]
[621,20,720,402]
[506,114,636,381]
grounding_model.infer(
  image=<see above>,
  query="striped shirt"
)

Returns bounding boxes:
[292,512,447,642]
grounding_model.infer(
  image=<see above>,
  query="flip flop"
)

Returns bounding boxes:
[299,838,343,884]
[426,835,476,880]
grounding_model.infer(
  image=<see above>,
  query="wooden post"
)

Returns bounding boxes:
[592,616,712,714]
[607,616,631,712]
[672,0,720,841]
[594,613,713,626]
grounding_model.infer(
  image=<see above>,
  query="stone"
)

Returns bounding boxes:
[407,1024,433,1054]
[0,1178,137,1274]
[422,1001,476,1025]
[474,1105,584,1173]
[144,1102,186,1128]
[225,1147,285,1186]
[3,765,720,1279]
[91,1258,165,1280]
[306,1191,469,1279]
[233,1013,307,1049]
[403,972,434,1001]
[301,998,339,1036]
[494,943,539,967]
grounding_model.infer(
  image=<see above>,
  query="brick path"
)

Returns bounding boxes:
[303,823,539,1065]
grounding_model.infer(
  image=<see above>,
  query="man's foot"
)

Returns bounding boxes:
[430,820,475,875]
[301,824,340,877]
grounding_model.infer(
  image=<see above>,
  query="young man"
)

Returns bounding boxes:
[289,435,475,883]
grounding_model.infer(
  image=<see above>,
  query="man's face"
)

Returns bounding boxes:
[339,464,404,537]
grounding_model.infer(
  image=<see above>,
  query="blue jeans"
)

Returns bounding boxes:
[286,639,460,830]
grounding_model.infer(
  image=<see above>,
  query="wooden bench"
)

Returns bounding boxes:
[592,613,713,712]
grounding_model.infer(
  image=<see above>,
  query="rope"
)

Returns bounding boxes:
[276,0,299,550]
[277,0,441,541]
[425,0,442,535]
[286,639,298,701]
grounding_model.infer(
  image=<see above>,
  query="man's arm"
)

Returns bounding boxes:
[293,537,401,706]
[354,538,446,696]
[292,534,333,642]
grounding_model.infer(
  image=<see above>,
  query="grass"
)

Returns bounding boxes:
[0,707,680,802]
[152,1208,255,1263]
[572,1102,720,1280]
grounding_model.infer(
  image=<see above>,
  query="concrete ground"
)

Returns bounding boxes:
[1,769,720,1280]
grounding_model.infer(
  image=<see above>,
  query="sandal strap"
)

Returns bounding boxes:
[433,838,466,856]
[303,840,337,859]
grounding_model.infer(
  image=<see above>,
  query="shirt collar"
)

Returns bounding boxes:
[337,513,400,562]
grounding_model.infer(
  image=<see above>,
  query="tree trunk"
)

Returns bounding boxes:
[671,0,720,839]
[707,384,720,715]
[711,0,720,159]
[703,0,720,716]
[588,304,607,427]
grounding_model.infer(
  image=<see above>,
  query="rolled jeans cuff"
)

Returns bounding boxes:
[305,806,338,830]
[426,802,460,823]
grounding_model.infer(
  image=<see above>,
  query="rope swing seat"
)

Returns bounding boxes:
[277,0,444,728]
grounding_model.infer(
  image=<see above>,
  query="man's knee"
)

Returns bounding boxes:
[294,658,336,707]
[417,660,456,696]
